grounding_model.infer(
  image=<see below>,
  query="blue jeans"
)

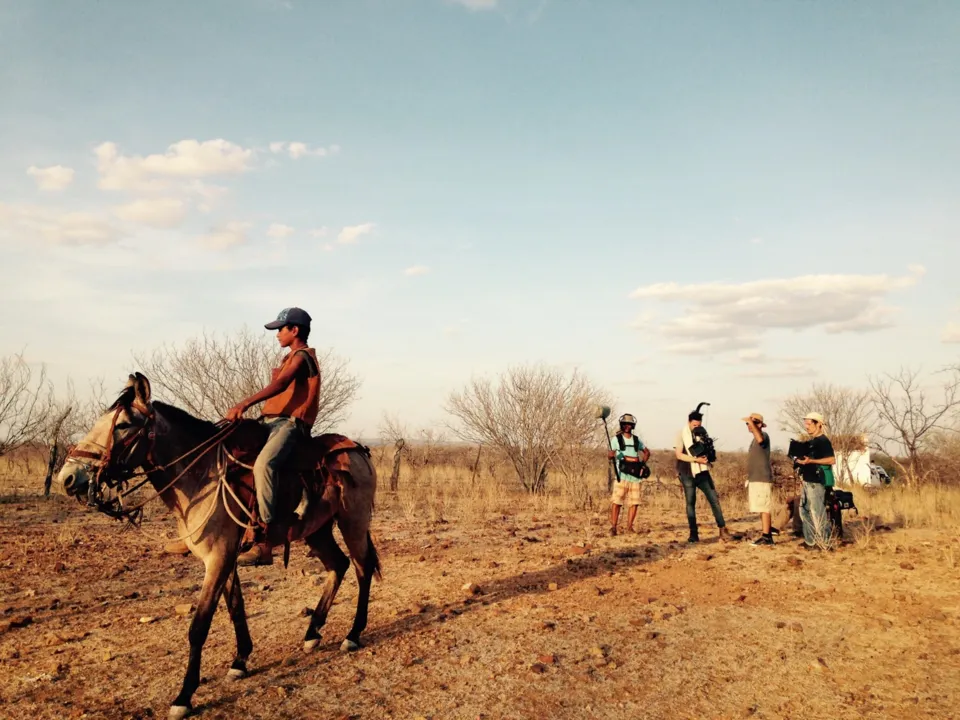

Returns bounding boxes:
[680,471,726,536]
[800,481,828,546]
[253,417,300,524]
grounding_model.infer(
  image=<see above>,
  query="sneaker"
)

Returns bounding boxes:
[751,535,775,546]
[687,535,699,544]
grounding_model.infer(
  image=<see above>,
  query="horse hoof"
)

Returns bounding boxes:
[340,639,360,652]
[226,667,247,681]
[169,705,191,720]
[303,639,320,653]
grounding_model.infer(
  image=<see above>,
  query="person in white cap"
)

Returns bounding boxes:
[743,412,774,545]
[796,411,836,550]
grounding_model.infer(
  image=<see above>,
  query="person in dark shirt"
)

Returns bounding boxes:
[743,412,774,546]
[795,412,836,550]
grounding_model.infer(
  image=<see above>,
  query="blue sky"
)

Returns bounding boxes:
[1,0,958,450]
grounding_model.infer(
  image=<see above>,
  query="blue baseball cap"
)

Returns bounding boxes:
[264,307,312,330]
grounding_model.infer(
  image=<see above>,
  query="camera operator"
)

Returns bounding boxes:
[674,409,732,543]
[743,412,774,546]
[796,411,836,550]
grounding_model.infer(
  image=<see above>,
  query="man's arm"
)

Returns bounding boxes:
[224,353,307,420]
[608,435,621,460]
[674,443,706,465]
[747,422,764,444]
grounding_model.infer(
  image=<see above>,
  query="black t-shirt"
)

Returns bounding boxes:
[799,435,834,484]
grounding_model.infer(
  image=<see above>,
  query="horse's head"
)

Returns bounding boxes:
[57,372,156,504]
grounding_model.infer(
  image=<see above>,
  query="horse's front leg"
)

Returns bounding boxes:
[223,566,252,681]
[170,552,232,720]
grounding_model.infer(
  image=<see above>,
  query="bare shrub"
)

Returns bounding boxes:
[132,326,360,433]
[444,364,611,493]
[869,365,960,481]
[0,352,54,459]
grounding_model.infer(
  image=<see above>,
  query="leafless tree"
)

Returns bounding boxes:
[444,364,611,493]
[0,352,54,459]
[132,326,361,433]
[868,365,960,479]
[778,383,876,485]
[378,413,408,492]
[41,377,111,493]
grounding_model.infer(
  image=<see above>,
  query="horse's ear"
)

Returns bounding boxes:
[133,372,152,406]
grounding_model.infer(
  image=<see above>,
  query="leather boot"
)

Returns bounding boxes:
[719,526,733,543]
[237,525,273,566]
[237,542,274,566]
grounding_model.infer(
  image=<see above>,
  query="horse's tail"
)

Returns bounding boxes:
[365,530,382,581]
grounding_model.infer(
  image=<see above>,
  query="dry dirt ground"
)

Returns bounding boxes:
[1,495,958,720]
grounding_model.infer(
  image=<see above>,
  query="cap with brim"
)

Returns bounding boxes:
[803,412,825,425]
[741,413,766,427]
[265,307,312,330]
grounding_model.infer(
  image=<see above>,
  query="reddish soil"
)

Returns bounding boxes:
[1,497,958,720]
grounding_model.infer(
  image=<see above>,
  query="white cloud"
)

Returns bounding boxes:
[184,181,229,213]
[269,141,339,159]
[337,222,376,244]
[95,139,254,191]
[266,223,295,239]
[942,322,960,344]
[750,237,764,245]
[0,202,122,246]
[404,265,430,276]
[449,0,498,9]
[309,227,328,238]
[27,165,75,191]
[739,362,817,379]
[631,265,925,355]
[113,197,186,228]
[198,221,251,250]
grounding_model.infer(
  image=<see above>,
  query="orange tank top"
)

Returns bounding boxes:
[261,347,321,428]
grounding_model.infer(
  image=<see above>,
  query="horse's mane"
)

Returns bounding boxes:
[109,386,135,410]
[153,401,219,439]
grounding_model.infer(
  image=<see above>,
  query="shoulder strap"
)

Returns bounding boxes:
[293,348,320,378]
[616,433,625,451]
[633,436,640,451]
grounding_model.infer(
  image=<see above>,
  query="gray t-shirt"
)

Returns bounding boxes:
[748,431,772,483]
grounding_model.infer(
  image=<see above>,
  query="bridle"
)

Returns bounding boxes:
[65,401,239,525]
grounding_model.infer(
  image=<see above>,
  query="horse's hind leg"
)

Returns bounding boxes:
[302,521,350,653]
[337,520,382,652]
[223,566,252,681]
[170,551,233,720]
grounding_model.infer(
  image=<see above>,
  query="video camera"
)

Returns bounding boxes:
[787,439,812,461]
[687,402,718,463]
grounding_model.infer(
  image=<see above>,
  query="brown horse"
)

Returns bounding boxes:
[55,373,381,720]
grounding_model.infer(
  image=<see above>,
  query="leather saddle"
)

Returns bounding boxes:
[222,420,370,500]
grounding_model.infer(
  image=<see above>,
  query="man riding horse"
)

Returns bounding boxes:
[224,306,321,566]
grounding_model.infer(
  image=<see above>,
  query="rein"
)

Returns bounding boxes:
[65,403,242,528]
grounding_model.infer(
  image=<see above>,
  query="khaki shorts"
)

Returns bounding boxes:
[611,480,643,507]
[749,482,772,513]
